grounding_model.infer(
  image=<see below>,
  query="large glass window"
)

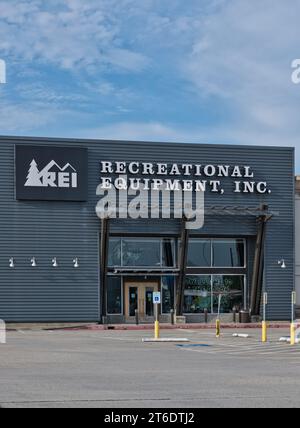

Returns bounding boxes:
[108,238,122,267]
[183,275,245,314]
[161,276,175,314]
[108,238,176,268]
[107,277,122,315]
[162,239,176,267]
[212,275,244,313]
[122,239,161,267]
[186,238,245,268]
[187,240,211,267]
[212,239,245,267]
[183,276,212,314]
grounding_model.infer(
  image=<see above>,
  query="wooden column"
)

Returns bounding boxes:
[250,204,271,317]
[100,217,110,324]
[176,218,189,316]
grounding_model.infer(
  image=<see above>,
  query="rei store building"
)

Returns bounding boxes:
[0,136,295,324]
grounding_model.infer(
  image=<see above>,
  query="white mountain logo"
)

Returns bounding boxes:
[25,159,78,188]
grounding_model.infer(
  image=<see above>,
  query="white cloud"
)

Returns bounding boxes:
[77,120,296,146]
[0,98,86,132]
[1,0,300,170]
[0,102,57,131]
[182,0,300,152]
[16,83,88,104]
[0,0,148,72]
[78,120,300,169]
[80,122,181,141]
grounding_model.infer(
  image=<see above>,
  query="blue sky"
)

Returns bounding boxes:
[1,0,300,169]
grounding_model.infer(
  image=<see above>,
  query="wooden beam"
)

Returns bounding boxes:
[250,217,264,315]
[100,217,110,323]
[250,204,271,317]
[176,218,190,316]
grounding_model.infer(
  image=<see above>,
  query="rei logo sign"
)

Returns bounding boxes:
[25,159,78,188]
[15,145,88,201]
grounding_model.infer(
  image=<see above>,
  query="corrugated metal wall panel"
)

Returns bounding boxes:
[0,137,294,321]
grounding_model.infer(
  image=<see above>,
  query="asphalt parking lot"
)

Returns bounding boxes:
[0,328,299,408]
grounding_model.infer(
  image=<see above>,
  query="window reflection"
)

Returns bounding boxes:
[108,238,121,267]
[212,275,244,313]
[183,276,212,314]
[129,287,138,317]
[107,277,122,315]
[187,240,211,267]
[108,238,176,268]
[184,275,245,314]
[108,237,245,269]
[162,276,175,314]
[186,238,245,268]
[123,239,161,267]
[162,239,175,267]
[212,239,245,267]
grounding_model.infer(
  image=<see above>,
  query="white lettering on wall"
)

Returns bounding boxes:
[99,161,271,196]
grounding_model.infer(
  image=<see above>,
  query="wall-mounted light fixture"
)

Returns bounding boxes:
[9,258,15,268]
[278,259,286,269]
[73,258,79,268]
[52,257,58,268]
[31,257,37,268]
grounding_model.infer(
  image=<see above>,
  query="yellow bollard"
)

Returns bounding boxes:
[290,323,296,346]
[262,321,267,343]
[155,320,160,339]
[216,319,220,338]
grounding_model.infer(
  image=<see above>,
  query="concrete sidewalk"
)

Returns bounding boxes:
[5,321,293,332]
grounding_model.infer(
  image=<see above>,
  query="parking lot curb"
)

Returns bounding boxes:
[62,322,290,332]
[5,322,292,332]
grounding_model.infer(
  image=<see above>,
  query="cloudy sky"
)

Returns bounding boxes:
[1,0,300,169]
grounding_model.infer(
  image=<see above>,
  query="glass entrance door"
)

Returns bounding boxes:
[125,281,159,321]
[145,288,156,316]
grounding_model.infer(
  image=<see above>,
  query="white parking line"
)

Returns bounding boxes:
[178,340,300,360]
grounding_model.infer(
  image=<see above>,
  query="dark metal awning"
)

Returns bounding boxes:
[205,205,277,218]
[107,268,180,276]
[98,205,278,220]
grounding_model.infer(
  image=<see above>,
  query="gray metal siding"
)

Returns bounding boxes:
[0,136,294,321]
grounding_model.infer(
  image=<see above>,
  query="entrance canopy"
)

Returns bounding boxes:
[97,205,278,220]
[204,205,277,218]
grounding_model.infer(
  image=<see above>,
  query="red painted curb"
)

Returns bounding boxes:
[61,323,291,332]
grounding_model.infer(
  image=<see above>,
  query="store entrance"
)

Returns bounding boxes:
[124,280,159,323]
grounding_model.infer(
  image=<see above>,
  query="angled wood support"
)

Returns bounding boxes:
[176,218,190,316]
[250,204,272,317]
[100,217,110,323]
